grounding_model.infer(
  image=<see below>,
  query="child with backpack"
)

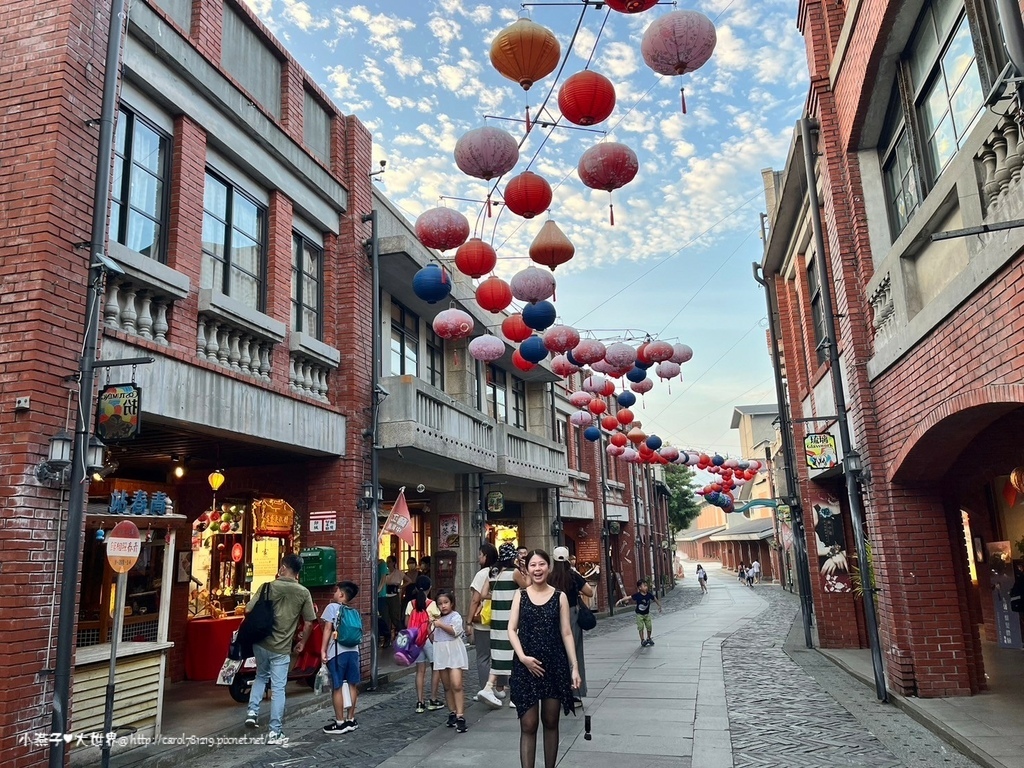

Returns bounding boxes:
[320,581,363,735]
[405,575,443,713]
[430,589,469,733]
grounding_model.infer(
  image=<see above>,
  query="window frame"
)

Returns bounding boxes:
[202,171,268,311]
[390,300,419,377]
[291,233,324,340]
[111,107,171,263]
[806,255,828,368]
[425,327,445,389]
[879,84,922,240]
[486,364,508,423]
[510,376,527,429]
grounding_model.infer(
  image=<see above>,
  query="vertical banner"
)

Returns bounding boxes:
[381,488,416,546]
[811,488,851,593]
[438,514,460,548]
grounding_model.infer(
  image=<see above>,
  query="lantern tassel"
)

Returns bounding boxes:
[453,349,460,368]
[609,202,615,226]
[487,194,492,218]
[680,87,687,115]
[526,104,532,134]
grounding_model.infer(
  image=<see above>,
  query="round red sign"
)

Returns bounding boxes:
[106,520,142,574]
[231,543,244,563]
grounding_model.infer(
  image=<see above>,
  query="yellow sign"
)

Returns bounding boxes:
[804,433,837,470]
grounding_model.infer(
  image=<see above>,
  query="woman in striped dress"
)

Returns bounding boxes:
[477,542,527,708]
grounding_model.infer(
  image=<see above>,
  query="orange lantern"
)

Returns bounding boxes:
[455,238,497,278]
[502,313,533,343]
[490,18,561,131]
[600,415,619,431]
[610,432,628,447]
[558,70,616,126]
[627,427,647,445]
[588,399,607,415]
[529,220,575,271]
[617,408,634,425]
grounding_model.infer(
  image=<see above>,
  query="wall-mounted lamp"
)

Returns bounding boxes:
[36,430,74,486]
[360,481,377,511]
[550,518,564,539]
[91,459,119,483]
[844,450,863,476]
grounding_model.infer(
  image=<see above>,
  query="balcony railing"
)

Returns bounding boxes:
[494,424,568,488]
[196,289,285,382]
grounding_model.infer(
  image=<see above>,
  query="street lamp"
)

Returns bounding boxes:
[35,431,74,486]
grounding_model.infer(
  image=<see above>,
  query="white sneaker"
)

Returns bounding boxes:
[508,697,516,708]
[494,689,507,700]
[477,688,502,709]
[267,732,288,746]
[472,694,479,702]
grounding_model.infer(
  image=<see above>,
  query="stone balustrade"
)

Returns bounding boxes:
[977,109,1024,213]
[196,314,275,380]
[104,279,175,344]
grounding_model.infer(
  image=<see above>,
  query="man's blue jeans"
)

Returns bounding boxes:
[248,645,291,733]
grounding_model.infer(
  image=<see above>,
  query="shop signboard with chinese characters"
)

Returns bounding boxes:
[805,433,838,471]
[95,383,142,442]
[439,514,460,548]
[309,510,336,533]
[486,491,504,514]
[811,488,851,593]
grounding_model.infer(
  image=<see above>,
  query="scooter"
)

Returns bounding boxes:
[217,621,324,703]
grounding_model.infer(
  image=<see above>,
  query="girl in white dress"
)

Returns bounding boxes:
[430,589,470,733]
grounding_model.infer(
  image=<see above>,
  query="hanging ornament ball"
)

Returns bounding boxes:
[502,313,533,343]
[656,361,681,380]
[641,10,717,77]
[510,266,556,304]
[415,207,470,251]
[605,0,659,12]
[610,432,628,448]
[646,434,663,451]
[631,378,654,394]
[522,300,557,332]
[551,354,580,377]
[617,408,634,425]
[558,70,616,126]
[412,263,452,304]
[454,125,520,181]
[617,391,637,407]
[712,454,725,466]
[660,446,680,462]
[671,343,694,364]
[607,443,626,457]
[600,415,619,431]
[569,390,593,408]
[582,375,608,394]
[455,238,498,278]
[520,335,550,363]
[569,410,594,427]
[469,334,506,363]
[95,529,106,542]
[588,399,607,415]
[476,276,513,313]
[646,339,675,362]
[432,308,475,340]
[583,425,602,442]
[490,18,561,91]
[572,338,607,365]
[578,142,639,192]
[512,348,536,372]
[529,220,575,271]
[626,366,648,384]
[543,324,581,354]
[604,341,636,368]
[504,171,553,219]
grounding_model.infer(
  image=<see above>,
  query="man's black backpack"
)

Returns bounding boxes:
[230,582,275,659]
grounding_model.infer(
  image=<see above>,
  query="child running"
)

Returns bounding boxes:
[320,581,361,735]
[430,589,469,733]
[616,580,662,647]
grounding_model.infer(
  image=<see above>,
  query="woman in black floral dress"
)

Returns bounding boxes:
[508,549,581,768]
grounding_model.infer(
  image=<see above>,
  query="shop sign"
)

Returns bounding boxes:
[811,489,851,593]
[804,433,837,470]
[106,520,141,574]
[486,491,504,513]
[309,510,337,533]
[109,489,169,516]
[231,543,244,563]
[439,514,460,548]
[95,383,142,443]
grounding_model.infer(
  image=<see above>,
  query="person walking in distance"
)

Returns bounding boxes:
[477,542,529,708]
[737,562,747,584]
[467,543,498,698]
[509,549,580,768]
[549,546,592,701]
[430,589,470,733]
[696,564,708,594]
[616,579,662,647]
[244,554,316,745]
[751,558,762,585]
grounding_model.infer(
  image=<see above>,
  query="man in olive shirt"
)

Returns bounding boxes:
[244,554,316,743]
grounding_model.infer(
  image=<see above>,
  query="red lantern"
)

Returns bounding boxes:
[542,325,581,354]
[529,220,575,271]
[600,415,618,431]
[476,276,513,313]
[551,355,580,377]
[617,408,634,425]
[558,70,616,126]
[512,348,536,372]
[588,399,607,415]
[415,207,470,251]
[578,143,639,225]
[502,314,532,343]
[455,238,497,278]
[646,339,674,362]
[504,171,552,219]
[605,0,658,12]
[600,380,616,397]
[636,341,653,365]
[572,339,606,365]
[610,432,628,447]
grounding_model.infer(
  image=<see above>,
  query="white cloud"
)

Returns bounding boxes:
[428,16,461,47]
[281,0,329,31]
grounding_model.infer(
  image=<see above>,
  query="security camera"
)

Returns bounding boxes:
[92,252,125,276]
[416,484,425,494]
[379,159,387,169]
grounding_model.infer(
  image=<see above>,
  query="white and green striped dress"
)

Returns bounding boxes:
[488,567,518,676]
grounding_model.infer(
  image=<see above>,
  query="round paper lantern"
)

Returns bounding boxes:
[656,361,681,380]
[582,375,607,394]
[520,335,549,363]
[504,171,552,219]
[415,207,470,251]
[610,432,628,447]
[712,454,725,466]
[412,264,452,304]
[600,415,619,431]
[590,360,615,374]
[490,18,560,91]
[543,324,581,353]
[578,143,639,225]
[622,448,640,463]
[510,266,556,303]
[476,276,513,313]
[630,379,653,394]
[551,355,580,377]
[634,356,654,370]
[605,0,658,12]
[432,308,474,340]
[646,340,674,362]
[641,11,717,77]
[604,342,636,368]
[617,391,636,407]
[600,380,616,397]
[607,443,626,457]
[572,339,606,365]
[455,238,497,278]
[660,446,680,462]
[583,426,602,442]
[529,220,575,271]
[569,391,593,408]
[748,460,761,471]
[636,341,653,366]
[588,399,607,415]
[569,410,593,427]
[646,434,663,451]
[502,313,532,343]
[512,349,535,371]
[455,125,520,181]
[469,335,506,362]
[558,70,616,126]
[627,427,646,444]
[616,408,634,425]
[671,343,693,363]
[724,458,739,469]
[626,366,648,384]
[523,300,557,331]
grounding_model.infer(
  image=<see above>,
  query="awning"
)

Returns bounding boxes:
[709,517,775,542]
[676,524,726,542]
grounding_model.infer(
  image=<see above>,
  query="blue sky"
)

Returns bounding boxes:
[243,0,808,456]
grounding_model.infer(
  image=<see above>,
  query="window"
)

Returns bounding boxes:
[880,89,919,238]
[111,108,170,262]
[486,365,508,422]
[806,256,827,367]
[908,1,983,182]
[390,300,419,376]
[511,377,526,429]
[425,328,444,388]
[291,234,323,339]
[202,173,266,309]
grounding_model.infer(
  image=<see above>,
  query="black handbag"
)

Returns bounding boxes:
[232,583,275,658]
[576,602,597,631]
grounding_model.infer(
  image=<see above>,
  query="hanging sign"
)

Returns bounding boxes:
[486,491,504,513]
[439,514,460,548]
[95,383,142,443]
[804,433,838,470]
[106,520,142,574]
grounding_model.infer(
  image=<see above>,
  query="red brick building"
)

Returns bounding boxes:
[763,0,1024,697]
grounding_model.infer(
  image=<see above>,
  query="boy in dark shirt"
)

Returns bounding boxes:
[616,580,662,647]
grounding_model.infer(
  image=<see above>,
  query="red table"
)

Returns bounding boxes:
[185,616,244,681]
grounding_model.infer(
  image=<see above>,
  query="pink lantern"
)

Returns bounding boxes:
[660,446,680,462]
[671,343,693,364]
[572,338,606,365]
[748,460,761,471]
[655,361,681,380]
[724,458,739,469]
[468,335,506,362]
[622,448,640,463]
[551,355,580,377]
[432,308,474,340]
[510,266,556,303]
[454,126,520,181]
[543,325,581,353]
[569,391,592,408]
[607,444,626,457]
[590,359,616,374]
[577,142,639,225]
[646,340,674,362]
[582,375,607,394]
[631,378,653,394]
[569,410,593,427]
[604,342,636,368]
[640,10,717,113]
[415,207,470,251]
